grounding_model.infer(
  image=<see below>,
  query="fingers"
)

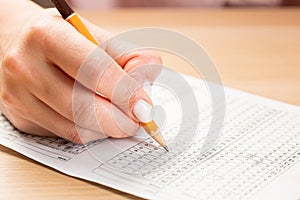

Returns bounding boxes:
[24,96,108,144]
[1,57,139,142]
[0,77,55,137]
[0,8,165,143]
[81,19,163,85]
[1,84,107,144]
[28,11,152,121]
[21,60,139,136]
[28,94,136,143]
[0,98,54,137]
[0,108,55,137]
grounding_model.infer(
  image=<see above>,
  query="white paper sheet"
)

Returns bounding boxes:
[1,72,300,200]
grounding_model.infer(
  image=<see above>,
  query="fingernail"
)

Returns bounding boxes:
[143,81,152,97]
[133,100,153,123]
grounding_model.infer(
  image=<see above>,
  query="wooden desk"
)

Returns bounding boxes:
[1,8,300,200]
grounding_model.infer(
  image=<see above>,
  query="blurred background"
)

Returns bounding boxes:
[34,0,300,9]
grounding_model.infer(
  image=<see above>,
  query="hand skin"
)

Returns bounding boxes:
[0,0,162,144]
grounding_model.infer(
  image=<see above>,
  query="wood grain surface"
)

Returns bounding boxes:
[1,8,300,200]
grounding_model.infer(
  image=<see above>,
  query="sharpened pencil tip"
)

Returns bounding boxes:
[164,146,169,152]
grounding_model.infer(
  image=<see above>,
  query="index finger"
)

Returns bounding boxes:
[35,12,152,122]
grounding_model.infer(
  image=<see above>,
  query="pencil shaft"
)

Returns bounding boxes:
[66,13,98,45]
[51,0,74,19]
[52,0,168,151]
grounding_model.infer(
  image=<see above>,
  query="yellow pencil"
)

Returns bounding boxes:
[51,0,169,152]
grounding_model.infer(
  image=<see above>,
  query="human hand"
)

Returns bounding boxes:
[0,2,162,144]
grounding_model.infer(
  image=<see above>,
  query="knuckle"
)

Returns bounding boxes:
[0,88,11,107]
[27,21,48,40]
[24,19,54,48]
[2,50,23,75]
[1,90,31,122]
[1,50,33,83]
[0,88,16,109]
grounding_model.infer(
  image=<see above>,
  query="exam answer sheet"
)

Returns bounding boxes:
[1,70,300,200]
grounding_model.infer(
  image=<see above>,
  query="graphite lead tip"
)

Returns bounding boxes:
[164,146,169,152]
